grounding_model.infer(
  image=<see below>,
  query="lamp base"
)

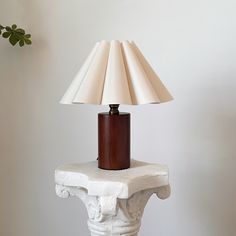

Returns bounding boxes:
[98,112,130,170]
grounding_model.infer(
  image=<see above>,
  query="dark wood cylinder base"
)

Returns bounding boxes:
[98,112,130,170]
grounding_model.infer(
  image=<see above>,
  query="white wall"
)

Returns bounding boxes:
[1,0,236,235]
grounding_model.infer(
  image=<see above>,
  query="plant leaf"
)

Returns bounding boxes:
[12,24,17,29]
[0,25,5,35]
[14,33,22,40]
[1,24,32,47]
[24,38,32,45]
[2,31,11,38]
[19,40,24,47]
[9,34,20,46]
[5,26,11,31]
[16,28,25,34]
[25,34,31,38]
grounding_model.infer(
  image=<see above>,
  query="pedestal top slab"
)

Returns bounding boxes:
[55,159,169,199]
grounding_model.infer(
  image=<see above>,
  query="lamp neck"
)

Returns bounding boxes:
[109,104,119,115]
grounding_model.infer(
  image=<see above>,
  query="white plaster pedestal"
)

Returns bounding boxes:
[55,160,170,236]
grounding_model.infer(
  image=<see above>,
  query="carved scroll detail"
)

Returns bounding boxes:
[56,184,170,236]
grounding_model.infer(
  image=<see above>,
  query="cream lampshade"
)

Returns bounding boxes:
[61,40,173,170]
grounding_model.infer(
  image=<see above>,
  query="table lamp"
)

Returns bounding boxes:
[60,40,173,170]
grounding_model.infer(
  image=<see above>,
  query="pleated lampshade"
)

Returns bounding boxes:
[60,40,173,105]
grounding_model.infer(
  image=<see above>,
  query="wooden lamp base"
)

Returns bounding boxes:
[98,105,130,170]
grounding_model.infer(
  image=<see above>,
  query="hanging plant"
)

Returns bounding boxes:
[0,24,32,47]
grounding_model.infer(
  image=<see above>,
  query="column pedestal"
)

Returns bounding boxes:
[55,160,171,236]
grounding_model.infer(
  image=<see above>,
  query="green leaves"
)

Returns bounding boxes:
[0,24,4,35]
[12,24,17,30]
[0,24,32,47]
[2,31,11,38]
